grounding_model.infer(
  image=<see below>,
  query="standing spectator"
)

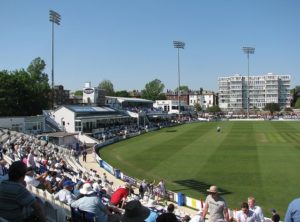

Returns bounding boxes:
[0,142,3,160]
[139,181,145,199]
[271,209,280,222]
[26,149,36,169]
[0,160,8,181]
[284,198,300,222]
[0,161,46,222]
[248,196,265,222]
[82,149,87,162]
[156,203,178,222]
[157,179,166,200]
[202,185,229,222]
[110,183,131,208]
[236,202,258,222]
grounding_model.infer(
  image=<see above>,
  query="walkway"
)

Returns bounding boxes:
[78,148,199,217]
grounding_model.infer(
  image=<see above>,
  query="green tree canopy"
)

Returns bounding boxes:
[206,105,221,113]
[141,79,166,101]
[115,90,130,97]
[291,86,300,107]
[175,85,189,92]
[295,98,300,109]
[264,103,280,115]
[194,103,202,112]
[0,58,50,116]
[74,90,83,96]
[98,80,115,96]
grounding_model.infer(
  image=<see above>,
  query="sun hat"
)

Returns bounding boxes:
[79,183,95,195]
[121,200,150,222]
[207,185,219,193]
[63,180,75,187]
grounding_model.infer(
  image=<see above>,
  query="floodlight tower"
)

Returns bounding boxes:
[242,46,255,118]
[49,10,61,107]
[173,41,185,119]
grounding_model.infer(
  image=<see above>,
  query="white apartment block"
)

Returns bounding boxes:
[218,73,291,111]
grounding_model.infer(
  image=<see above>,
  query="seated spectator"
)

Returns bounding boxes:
[54,180,76,205]
[182,215,191,222]
[156,203,178,222]
[24,167,49,189]
[0,161,46,222]
[71,183,120,222]
[121,200,150,222]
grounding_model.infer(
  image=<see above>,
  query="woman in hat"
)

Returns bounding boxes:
[202,185,229,222]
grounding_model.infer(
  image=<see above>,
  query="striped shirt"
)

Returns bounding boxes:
[0,180,35,222]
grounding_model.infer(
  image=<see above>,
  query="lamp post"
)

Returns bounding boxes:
[173,41,185,120]
[242,46,255,118]
[49,10,61,108]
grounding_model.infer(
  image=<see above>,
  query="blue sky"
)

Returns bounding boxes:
[1,0,299,92]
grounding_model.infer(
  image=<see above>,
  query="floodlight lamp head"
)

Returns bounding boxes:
[49,10,61,25]
[242,47,255,54]
[173,41,185,49]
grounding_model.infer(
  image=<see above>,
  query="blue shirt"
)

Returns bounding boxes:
[71,194,108,222]
[145,211,158,222]
[285,198,300,222]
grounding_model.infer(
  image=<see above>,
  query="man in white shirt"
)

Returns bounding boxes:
[24,167,48,189]
[248,196,265,222]
[54,180,75,205]
[236,202,258,222]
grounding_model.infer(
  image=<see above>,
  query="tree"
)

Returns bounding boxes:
[115,90,130,97]
[0,57,50,116]
[264,103,280,115]
[74,90,83,96]
[141,79,166,101]
[98,80,114,96]
[207,105,221,113]
[194,103,202,112]
[291,86,300,107]
[175,85,189,92]
[295,98,300,109]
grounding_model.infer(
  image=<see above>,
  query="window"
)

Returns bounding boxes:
[75,121,82,132]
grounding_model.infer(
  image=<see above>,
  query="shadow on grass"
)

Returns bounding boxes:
[165,130,177,133]
[172,179,232,195]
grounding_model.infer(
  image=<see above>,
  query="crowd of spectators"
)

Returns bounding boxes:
[0,128,299,222]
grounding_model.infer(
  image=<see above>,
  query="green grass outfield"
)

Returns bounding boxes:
[100,121,300,216]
